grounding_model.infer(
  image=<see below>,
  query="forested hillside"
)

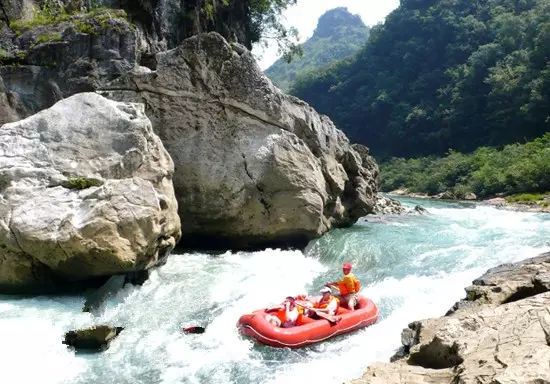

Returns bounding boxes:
[265,7,369,91]
[292,0,550,158]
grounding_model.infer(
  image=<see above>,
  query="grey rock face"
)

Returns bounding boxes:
[103,32,379,248]
[0,93,180,292]
[0,7,137,125]
[353,253,550,384]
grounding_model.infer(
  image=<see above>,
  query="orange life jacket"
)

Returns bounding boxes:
[276,305,303,324]
[338,273,361,296]
[314,295,339,310]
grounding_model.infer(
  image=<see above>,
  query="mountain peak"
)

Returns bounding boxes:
[314,7,366,39]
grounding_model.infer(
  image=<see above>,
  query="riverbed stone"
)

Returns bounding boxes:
[63,325,123,352]
[0,93,181,293]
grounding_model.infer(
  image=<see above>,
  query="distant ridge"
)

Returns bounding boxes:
[265,7,369,92]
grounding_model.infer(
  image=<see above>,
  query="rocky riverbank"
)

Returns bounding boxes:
[352,252,550,383]
[389,189,550,213]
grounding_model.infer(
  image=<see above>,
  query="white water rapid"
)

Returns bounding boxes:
[1,198,549,384]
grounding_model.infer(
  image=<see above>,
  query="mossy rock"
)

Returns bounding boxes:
[62,177,103,190]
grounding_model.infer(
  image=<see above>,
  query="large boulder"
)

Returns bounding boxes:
[353,253,550,384]
[0,92,180,293]
[103,32,379,248]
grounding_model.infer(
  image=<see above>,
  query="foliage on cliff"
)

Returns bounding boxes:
[291,0,550,158]
[265,7,369,91]
[380,133,550,198]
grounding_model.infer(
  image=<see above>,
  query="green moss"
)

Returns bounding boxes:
[9,6,128,35]
[9,6,71,34]
[64,177,103,190]
[74,20,95,34]
[35,32,63,44]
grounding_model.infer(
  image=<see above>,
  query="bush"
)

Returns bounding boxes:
[63,177,103,190]
[380,133,550,198]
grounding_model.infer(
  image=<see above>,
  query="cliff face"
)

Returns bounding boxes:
[0,0,250,52]
[0,0,252,124]
[102,32,379,249]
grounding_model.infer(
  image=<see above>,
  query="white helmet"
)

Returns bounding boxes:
[320,287,331,294]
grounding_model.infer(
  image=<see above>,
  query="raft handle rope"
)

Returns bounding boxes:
[242,308,379,348]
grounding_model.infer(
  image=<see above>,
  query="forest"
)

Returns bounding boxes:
[291,0,550,158]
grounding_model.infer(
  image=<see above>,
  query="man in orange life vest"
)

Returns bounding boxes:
[326,262,361,310]
[312,287,339,316]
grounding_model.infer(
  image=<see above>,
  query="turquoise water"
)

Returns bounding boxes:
[1,198,549,384]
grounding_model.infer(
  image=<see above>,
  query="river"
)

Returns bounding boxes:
[1,198,549,384]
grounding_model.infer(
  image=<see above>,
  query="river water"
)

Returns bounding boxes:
[1,198,549,384]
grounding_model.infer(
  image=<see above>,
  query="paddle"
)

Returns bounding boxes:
[296,303,340,324]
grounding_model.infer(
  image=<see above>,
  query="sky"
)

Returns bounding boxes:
[253,0,400,70]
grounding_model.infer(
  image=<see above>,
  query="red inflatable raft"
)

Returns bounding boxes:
[237,295,378,348]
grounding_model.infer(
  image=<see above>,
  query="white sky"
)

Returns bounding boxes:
[253,0,400,70]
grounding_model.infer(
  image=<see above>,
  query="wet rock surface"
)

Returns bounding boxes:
[352,252,550,384]
[63,325,124,352]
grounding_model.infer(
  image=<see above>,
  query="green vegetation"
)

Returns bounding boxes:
[292,0,550,158]
[265,8,369,91]
[248,0,300,60]
[9,2,128,35]
[505,193,547,204]
[380,133,550,199]
[35,32,63,44]
[63,177,103,190]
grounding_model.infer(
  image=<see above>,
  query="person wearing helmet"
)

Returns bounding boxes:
[326,262,362,310]
[311,287,339,316]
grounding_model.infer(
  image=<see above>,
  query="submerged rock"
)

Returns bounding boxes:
[353,252,550,383]
[0,93,181,293]
[103,32,380,249]
[63,325,123,352]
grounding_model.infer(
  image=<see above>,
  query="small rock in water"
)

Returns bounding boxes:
[182,326,206,334]
[414,205,427,214]
[63,325,124,352]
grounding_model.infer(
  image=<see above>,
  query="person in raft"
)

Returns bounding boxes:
[265,296,304,328]
[325,262,361,310]
[310,287,339,316]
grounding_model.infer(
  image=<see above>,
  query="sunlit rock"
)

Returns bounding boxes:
[0,93,181,293]
[103,32,381,249]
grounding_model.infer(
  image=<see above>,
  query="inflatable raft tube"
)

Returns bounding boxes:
[237,295,378,348]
